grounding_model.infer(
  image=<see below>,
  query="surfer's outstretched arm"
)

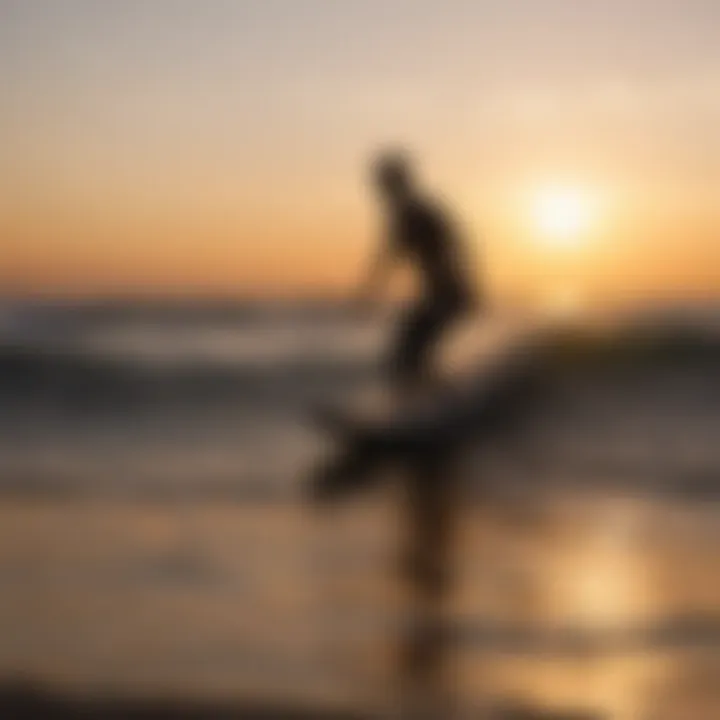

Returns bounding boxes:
[356,239,396,306]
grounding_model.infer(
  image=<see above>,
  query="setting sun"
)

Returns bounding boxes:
[532,185,595,247]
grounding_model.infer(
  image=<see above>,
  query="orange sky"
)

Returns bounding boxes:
[1,1,719,308]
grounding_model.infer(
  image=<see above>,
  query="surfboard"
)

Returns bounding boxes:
[305,327,551,504]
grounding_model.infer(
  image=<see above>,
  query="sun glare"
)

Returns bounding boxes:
[533,185,595,247]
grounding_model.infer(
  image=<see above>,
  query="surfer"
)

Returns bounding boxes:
[310,155,494,716]
[357,151,479,396]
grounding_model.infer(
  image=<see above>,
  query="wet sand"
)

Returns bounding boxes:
[0,495,717,718]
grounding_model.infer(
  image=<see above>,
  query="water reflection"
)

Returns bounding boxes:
[2,488,716,718]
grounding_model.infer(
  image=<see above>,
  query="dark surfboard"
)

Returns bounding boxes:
[305,330,550,503]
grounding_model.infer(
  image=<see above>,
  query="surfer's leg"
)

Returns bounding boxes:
[388,303,440,395]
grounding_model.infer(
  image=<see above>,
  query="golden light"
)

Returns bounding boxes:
[543,287,585,319]
[532,185,595,247]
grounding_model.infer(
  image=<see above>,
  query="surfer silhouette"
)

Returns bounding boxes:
[311,154,488,716]
[357,151,478,395]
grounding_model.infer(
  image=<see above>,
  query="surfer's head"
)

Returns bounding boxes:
[372,150,414,202]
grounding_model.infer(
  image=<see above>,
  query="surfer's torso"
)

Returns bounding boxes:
[390,196,475,309]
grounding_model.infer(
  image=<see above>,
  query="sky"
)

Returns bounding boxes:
[1,0,719,308]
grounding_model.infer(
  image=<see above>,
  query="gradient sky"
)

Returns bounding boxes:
[1,0,719,306]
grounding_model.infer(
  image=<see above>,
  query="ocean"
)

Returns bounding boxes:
[0,300,718,718]
[0,301,390,498]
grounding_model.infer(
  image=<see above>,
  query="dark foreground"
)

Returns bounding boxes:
[0,681,609,719]
[0,681,365,720]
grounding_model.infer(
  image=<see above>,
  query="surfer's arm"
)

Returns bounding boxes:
[357,240,396,303]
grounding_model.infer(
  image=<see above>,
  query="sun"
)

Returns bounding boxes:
[532,185,594,247]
